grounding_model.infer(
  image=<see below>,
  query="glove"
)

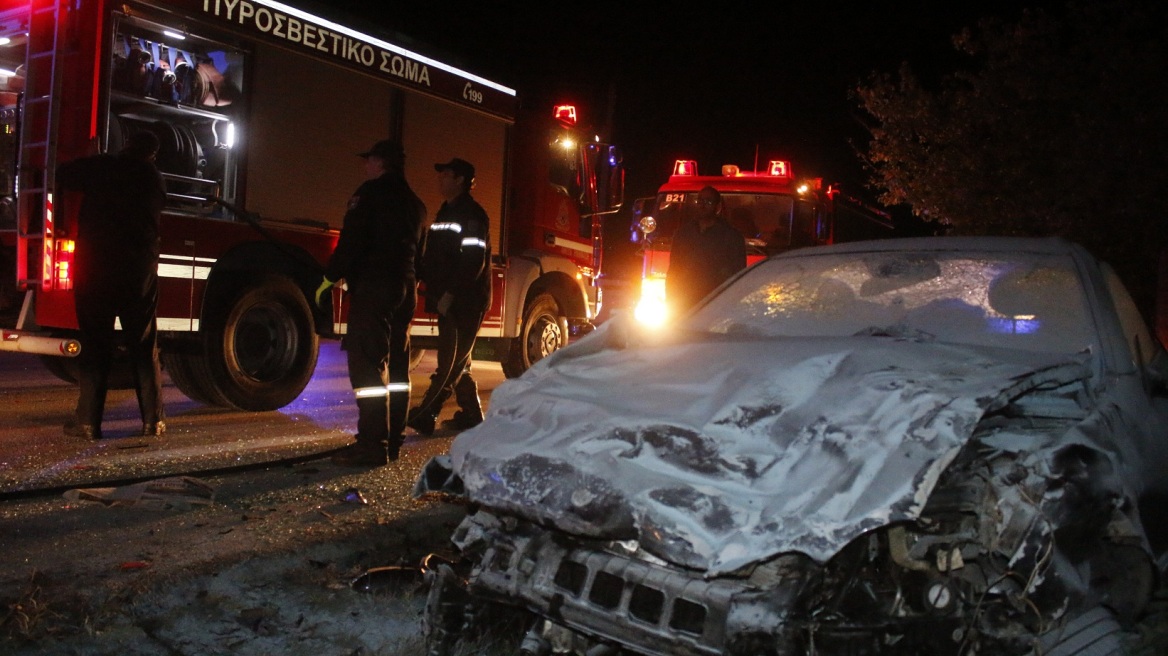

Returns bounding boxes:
[437,292,454,316]
[314,277,334,309]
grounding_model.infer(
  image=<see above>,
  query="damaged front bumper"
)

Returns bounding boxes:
[427,510,814,656]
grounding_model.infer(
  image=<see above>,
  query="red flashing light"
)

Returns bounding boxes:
[673,160,698,176]
[553,105,577,125]
[767,160,791,178]
[53,239,75,290]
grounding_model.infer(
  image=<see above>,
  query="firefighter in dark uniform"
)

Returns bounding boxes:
[56,131,166,440]
[667,185,747,312]
[319,139,426,466]
[407,158,491,435]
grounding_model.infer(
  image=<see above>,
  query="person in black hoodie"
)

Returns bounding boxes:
[57,131,166,440]
[320,139,425,466]
[407,157,491,435]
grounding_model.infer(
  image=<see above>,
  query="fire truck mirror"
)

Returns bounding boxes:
[598,146,624,212]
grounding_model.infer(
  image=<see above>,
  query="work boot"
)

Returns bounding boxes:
[442,410,482,431]
[407,410,436,437]
[142,420,167,437]
[331,440,388,467]
[386,435,404,462]
[453,375,484,426]
[63,420,102,440]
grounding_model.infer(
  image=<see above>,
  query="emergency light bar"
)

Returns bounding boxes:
[673,159,793,178]
[553,105,577,125]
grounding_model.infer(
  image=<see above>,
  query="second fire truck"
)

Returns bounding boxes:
[0,0,623,410]
[632,158,890,326]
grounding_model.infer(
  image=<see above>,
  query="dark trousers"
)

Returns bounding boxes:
[412,304,484,420]
[346,282,415,444]
[73,268,162,428]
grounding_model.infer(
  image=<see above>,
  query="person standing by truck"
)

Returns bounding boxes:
[320,139,426,466]
[408,158,491,435]
[666,185,747,313]
[56,131,167,440]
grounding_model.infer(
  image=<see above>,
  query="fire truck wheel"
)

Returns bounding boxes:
[161,350,231,407]
[203,275,319,411]
[502,293,565,379]
[409,348,426,372]
[38,353,137,389]
[38,354,79,385]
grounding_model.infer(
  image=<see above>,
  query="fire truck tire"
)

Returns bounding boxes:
[38,355,79,385]
[409,347,426,371]
[38,353,137,389]
[161,351,230,407]
[502,293,565,379]
[203,275,318,411]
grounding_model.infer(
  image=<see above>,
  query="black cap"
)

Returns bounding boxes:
[434,157,475,182]
[358,139,404,165]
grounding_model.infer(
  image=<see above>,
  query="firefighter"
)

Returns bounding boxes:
[407,158,491,435]
[56,131,167,440]
[319,139,426,466]
[667,185,747,312]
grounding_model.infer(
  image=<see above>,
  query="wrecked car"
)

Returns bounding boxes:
[414,236,1168,655]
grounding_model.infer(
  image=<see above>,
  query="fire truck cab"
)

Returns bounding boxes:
[633,159,834,326]
[1,0,623,411]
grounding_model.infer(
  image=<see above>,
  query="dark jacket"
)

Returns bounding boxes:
[326,171,426,291]
[419,192,491,314]
[56,152,165,279]
[667,217,747,311]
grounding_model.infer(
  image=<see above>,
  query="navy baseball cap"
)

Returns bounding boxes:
[434,157,475,182]
[358,139,404,164]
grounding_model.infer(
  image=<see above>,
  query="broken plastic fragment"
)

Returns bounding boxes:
[341,488,368,504]
[62,476,215,511]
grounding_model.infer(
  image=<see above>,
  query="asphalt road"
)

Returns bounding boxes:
[0,342,501,652]
[0,342,506,495]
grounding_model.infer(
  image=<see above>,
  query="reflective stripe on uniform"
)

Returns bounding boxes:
[461,237,487,249]
[355,383,411,398]
[430,222,462,233]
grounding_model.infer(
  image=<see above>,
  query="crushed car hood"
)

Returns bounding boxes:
[449,326,1091,574]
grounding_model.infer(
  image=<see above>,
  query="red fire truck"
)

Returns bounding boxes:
[0,0,623,410]
[632,158,889,325]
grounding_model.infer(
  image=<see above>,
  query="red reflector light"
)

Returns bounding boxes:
[673,160,698,176]
[53,239,75,290]
[768,160,791,177]
[553,105,577,125]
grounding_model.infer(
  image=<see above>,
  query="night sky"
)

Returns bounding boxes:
[310,1,1064,205]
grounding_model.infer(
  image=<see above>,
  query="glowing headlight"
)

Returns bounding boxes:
[634,276,668,327]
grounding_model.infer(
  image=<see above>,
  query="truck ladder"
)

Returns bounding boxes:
[16,0,66,291]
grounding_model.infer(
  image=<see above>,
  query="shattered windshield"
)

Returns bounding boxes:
[687,250,1096,354]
